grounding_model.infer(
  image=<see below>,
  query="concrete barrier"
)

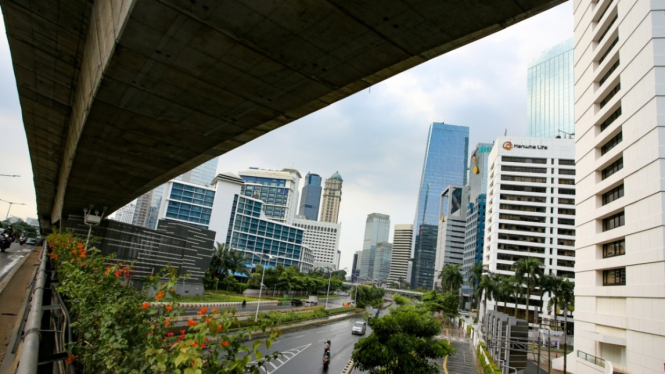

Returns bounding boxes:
[150,300,279,308]
[341,359,355,374]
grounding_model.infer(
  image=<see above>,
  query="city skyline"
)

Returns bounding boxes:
[0,3,574,274]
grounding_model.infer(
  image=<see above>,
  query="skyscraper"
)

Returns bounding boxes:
[352,251,360,282]
[359,213,391,281]
[527,38,574,138]
[373,242,393,283]
[237,168,301,223]
[126,157,219,229]
[410,123,469,289]
[434,185,469,289]
[111,200,136,224]
[462,143,493,301]
[319,172,343,223]
[573,1,664,371]
[298,173,322,220]
[387,224,413,286]
[292,218,341,270]
[483,137,575,323]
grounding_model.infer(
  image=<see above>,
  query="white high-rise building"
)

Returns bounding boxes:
[484,137,576,323]
[237,168,301,224]
[434,185,469,289]
[292,217,341,270]
[111,200,136,224]
[573,1,665,372]
[320,172,343,223]
[387,224,413,286]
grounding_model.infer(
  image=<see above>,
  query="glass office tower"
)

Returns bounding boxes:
[298,173,322,220]
[526,38,574,138]
[410,123,469,289]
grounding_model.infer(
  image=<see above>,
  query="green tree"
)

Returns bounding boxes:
[547,279,574,373]
[512,257,544,323]
[352,305,455,374]
[422,290,459,319]
[495,275,515,313]
[476,272,496,323]
[353,285,385,308]
[438,264,463,293]
[536,273,558,324]
[466,263,485,309]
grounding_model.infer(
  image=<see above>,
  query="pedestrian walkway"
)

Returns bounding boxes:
[445,339,480,374]
[0,245,41,366]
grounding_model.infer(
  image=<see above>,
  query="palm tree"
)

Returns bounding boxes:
[466,263,485,309]
[439,264,463,293]
[476,272,496,323]
[495,275,515,313]
[538,273,559,326]
[209,242,228,281]
[512,257,544,323]
[225,249,250,281]
[548,279,574,373]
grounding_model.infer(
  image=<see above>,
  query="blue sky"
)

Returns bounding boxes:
[0,3,573,272]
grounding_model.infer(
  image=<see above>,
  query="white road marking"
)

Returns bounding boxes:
[248,343,311,374]
[294,335,305,338]
[0,254,24,280]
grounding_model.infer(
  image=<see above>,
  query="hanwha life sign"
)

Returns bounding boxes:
[502,141,513,150]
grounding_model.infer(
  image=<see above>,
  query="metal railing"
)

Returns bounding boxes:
[577,350,606,368]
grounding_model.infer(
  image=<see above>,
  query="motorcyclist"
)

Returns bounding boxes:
[324,339,331,351]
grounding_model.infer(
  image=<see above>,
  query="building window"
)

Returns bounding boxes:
[602,239,625,258]
[600,83,621,109]
[502,156,547,164]
[501,165,547,174]
[559,188,575,195]
[601,131,622,155]
[598,36,619,65]
[599,59,620,87]
[600,106,622,132]
[559,178,575,185]
[603,268,626,286]
[597,13,618,43]
[602,184,624,205]
[558,208,576,215]
[602,158,623,180]
[559,169,576,175]
[603,211,625,231]
[501,175,547,183]
[559,159,575,166]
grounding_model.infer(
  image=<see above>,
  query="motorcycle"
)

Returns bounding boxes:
[323,340,331,369]
[0,234,11,252]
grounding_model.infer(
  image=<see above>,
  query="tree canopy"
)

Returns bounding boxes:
[352,305,455,374]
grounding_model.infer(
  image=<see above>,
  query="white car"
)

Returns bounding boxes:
[352,321,367,335]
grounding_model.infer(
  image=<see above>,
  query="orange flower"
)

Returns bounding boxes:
[64,354,75,365]
[71,250,77,255]
[216,324,223,332]
[200,343,206,348]
[165,305,173,313]
[222,340,229,347]
[170,288,175,293]
[79,249,87,258]
[155,290,165,302]
[192,342,199,347]
[211,308,219,313]
[80,262,85,267]
[197,307,208,315]
[205,318,211,323]
[142,302,150,310]
[164,319,171,327]
[204,337,209,342]
[187,319,196,326]
[77,242,85,250]
[104,267,110,276]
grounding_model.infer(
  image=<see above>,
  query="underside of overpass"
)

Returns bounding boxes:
[1,0,565,229]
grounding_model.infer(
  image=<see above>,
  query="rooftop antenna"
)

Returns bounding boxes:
[504,128,507,136]
[558,129,575,139]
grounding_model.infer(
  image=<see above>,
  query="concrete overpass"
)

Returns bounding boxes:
[1,0,565,228]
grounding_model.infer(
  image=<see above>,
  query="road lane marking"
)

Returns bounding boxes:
[249,343,311,374]
[0,254,24,280]
[294,335,305,338]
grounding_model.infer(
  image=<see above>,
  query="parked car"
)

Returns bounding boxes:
[291,299,303,307]
[368,308,380,319]
[304,300,316,307]
[26,238,37,246]
[307,295,319,305]
[352,321,367,335]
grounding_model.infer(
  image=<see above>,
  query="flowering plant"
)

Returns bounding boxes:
[47,231,279,373]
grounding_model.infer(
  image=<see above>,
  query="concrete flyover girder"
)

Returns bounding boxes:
[1,0,566,227]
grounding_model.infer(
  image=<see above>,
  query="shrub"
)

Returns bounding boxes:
[477,342,502,374]
[466,325,473,337]
[47,230,279,373]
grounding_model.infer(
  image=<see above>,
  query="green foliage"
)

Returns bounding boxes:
[392,294,410,306]
[5,220,38,237]
[47,231,279,373]
[352,285,385,308]
[352,305,455,374]
[477,342,502,374]
[258,308,329,325]
[438,264,463,293]
[422,290,459,318]
[466,325,473,337]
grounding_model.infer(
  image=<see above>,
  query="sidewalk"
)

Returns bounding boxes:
[0,246,42,365]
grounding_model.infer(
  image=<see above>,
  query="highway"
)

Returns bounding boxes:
[239,298,384,374]
[0,243,34,286]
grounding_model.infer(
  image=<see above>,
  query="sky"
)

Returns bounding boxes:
[0,3,573,273]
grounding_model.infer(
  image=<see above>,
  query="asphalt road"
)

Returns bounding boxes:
[0,243,34,286]
[242,302,385,374]
[246,315,368,373]
[180,295,353,316]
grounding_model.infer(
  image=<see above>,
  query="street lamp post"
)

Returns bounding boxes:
[0,199,26,220]
[82,205,106,250]
[254,254,274,321]
[324,267,346,309]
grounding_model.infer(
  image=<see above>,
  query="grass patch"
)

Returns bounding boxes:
[168,291,259,303]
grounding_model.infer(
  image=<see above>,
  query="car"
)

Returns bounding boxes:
[304,301,316,307]
[291,299,303,307]
[352,321,367,335]
[26,238,37,246]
